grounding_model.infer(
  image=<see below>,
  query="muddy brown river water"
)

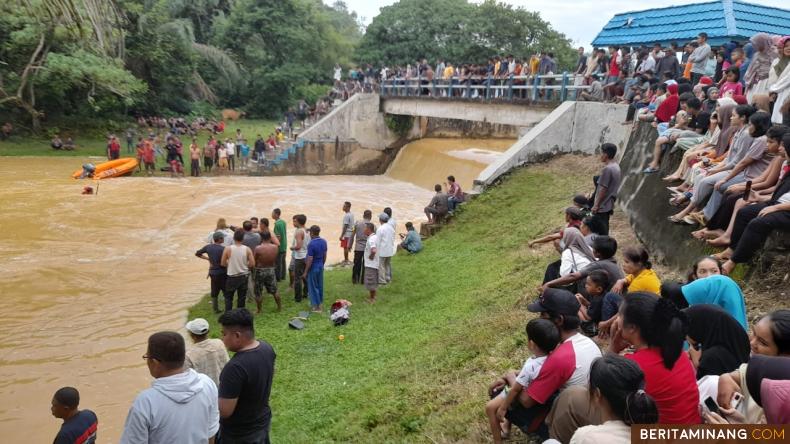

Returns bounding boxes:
[0,137,512,442]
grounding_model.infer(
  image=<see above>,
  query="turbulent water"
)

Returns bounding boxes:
[0,138,511,442]
[386,138,515,191]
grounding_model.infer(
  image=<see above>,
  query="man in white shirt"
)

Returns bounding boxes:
[225,140,236,172]
[362,223,379,303]
[120,332,218,444]
[340,201,354,264]
[376,213,395,285]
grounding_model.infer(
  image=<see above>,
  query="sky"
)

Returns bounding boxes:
[330,0,789,48]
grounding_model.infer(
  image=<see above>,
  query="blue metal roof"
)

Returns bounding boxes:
[591,0,790,47]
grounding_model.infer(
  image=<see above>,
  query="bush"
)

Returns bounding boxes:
[294,84,332,106]
[384,114,414,138]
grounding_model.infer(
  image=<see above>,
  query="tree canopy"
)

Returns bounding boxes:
[356,0,576,69]
[0,0,576,132]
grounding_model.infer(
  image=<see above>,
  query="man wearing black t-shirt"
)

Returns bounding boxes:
[218,308,276,444]
[51,387,98,444]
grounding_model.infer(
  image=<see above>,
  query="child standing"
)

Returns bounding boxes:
[485,318,560,444]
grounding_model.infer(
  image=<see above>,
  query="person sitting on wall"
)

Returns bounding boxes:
[424,184,449,224]
[578,75,604,102]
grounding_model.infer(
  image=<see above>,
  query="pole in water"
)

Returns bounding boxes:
[94,179,100,196]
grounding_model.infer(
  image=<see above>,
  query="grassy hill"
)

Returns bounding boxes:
[188,156,601,443]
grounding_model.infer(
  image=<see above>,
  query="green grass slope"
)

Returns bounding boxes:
[188,156,599,443]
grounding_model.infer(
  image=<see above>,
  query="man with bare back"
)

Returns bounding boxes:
[253,231,282,314]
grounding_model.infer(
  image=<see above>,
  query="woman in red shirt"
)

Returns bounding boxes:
[610,293,701,424]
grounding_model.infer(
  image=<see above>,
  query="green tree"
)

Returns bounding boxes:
[355,0,575,70]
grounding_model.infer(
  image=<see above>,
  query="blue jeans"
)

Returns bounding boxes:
[602,292,623,321]
[307,267,324,307]
[448,196,462,212]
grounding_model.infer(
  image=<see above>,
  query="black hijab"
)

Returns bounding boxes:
[746,354,790,406]
[684,304,751,379]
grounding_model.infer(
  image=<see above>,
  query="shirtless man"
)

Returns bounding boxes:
[252,231,282,314]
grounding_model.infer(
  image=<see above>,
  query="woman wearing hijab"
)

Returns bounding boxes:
[745,33,776,102]
[768,36,790,124]
[668,98,738,205]
[558,227,596,277]
[661,274,747,330]
[684,305,751,379]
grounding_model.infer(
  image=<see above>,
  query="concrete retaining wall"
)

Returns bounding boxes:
[474,102,630,189]
[420,116,525,139]
[382,97,552,127]
[267,139,398,175]
[298,94,412,150]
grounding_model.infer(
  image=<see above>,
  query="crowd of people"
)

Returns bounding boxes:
[45,30,790,444]
[575,32,790,117]
[485,60,790,443]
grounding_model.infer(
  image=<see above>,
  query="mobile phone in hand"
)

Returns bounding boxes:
[742,180,752,201]
[704,396,720,415]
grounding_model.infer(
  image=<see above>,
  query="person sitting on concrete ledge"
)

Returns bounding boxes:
[578,75,604,102]
[424,184,449,224]
[445,175,465,212]
[398,222,422,254]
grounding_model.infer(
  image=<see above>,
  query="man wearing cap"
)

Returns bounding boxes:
[376,213,395,285]
[196,232,228,313]
[502,289,601,440]
[185,318,230,386]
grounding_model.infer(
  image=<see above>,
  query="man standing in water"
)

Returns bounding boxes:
[376,213,395,285]
[303,225,327,313]
[340,201,354,265]
[221,230,255,312]
[290,214,309,303]
[218,309,276,444]
[272,208,287,282]
[351,210,372,284]
[51,387,98,444]
[253,231,283,313]
[195,232,227,313]
[120,332,218,444]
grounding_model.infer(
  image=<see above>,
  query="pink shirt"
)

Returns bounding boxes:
[719,81,743,97]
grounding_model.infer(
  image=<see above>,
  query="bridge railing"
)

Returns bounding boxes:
[379,72,589,102]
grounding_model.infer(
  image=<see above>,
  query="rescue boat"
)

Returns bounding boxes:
[72,158,138,180]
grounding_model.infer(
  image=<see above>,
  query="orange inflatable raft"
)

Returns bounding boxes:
[72,158,138,180]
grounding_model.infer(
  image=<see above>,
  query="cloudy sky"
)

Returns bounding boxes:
[331,0,788,47]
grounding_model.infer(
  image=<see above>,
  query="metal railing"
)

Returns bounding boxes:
[379,72,589,102]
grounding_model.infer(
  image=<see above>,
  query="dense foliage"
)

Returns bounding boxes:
[0,0,574,132]
[356,0,577,69]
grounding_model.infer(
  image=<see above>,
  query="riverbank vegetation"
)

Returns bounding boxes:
[0,0,574,136]
[0,119,278,159]
[187,156,601,442]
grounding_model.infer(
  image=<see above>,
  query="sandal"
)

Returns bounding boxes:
[642,166,659,174]
[668,215,685,223]
[682,215,699,225]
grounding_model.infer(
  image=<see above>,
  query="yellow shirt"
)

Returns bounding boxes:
[625,269,661,295]
[443,66,454,79]
[276,132,285,142]
[529,57,540,75]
